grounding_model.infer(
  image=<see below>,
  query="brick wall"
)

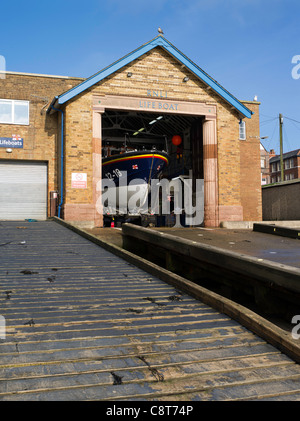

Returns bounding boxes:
[0,72,84,216]
[262,180,300,220]
[239,101,262,221]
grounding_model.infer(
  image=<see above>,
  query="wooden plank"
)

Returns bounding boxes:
[1,220,300,401]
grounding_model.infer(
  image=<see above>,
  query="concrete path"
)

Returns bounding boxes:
[87,225,300,269]
[152,226,300,268]
[1,221,300,401]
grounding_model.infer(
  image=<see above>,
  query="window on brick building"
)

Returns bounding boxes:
[239,120,246,140]
[0,99,29,125]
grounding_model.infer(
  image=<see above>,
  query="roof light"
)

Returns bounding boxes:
[149,116,163,125]
[133,127,145,135]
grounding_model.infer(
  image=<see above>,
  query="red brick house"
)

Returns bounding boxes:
[270,149,300,183]
[260,144,276,185]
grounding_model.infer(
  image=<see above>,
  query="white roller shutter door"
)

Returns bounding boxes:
[0,161,47,220]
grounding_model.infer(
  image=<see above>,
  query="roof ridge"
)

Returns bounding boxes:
[48,35,253,119]
[270,149,300,161]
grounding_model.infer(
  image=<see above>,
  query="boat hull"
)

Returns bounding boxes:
[102,151,169,214]
[102,151,168,186]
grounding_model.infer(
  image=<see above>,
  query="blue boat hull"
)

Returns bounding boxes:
[102,150,169,214]
[102,150,169,187]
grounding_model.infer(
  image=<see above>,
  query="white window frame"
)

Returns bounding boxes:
[239,120,246,140]
[0,99,29,125]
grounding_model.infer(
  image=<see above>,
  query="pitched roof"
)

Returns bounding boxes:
[270,149,300,163]
[48,35,253,118]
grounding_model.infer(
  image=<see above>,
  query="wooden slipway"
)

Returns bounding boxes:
[1,220,300,401]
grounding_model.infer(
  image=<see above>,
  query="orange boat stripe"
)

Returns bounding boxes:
[103,154,169,166]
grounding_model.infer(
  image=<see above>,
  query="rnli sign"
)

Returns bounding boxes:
[140,89,178,110]
[0,135,23,148]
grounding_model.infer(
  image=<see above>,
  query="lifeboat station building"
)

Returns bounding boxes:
[0,35,262,227]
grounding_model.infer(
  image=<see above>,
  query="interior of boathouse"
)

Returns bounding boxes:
[101,109,204,182]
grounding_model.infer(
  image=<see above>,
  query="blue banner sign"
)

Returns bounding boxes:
[0,136,23,148]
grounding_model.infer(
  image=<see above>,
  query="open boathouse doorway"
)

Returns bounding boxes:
[101,109,204,182]
[96,100,216,227]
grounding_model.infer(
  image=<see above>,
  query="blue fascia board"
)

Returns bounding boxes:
[158,38,253,119]
[54,36,253,119]
[56,39,158,106]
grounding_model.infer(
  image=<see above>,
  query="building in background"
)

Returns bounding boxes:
[260,143,275,185]
[269,149,300,183]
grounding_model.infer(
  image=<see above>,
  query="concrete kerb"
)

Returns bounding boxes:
[52,217,300,364]
[253,223,300,239]
[221,220,300,229]
[122,223,300,295]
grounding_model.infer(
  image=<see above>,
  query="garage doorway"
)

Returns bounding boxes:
[0,160,47,220]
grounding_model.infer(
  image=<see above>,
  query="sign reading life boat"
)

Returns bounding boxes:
[139,91,178,111]
[0,135,23,148]
[139,100,179,111]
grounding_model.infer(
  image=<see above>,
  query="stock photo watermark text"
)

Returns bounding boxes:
[0,315,5,340]
[292,55,300,80]
[0,55,5,79]
[97,173,204,226]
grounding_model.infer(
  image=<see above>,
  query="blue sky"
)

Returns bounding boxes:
[1,0,300,153]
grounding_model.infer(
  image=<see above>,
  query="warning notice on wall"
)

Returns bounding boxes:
[71,173,87,189]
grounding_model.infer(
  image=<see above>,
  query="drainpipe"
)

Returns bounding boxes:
[50,105,64,218]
